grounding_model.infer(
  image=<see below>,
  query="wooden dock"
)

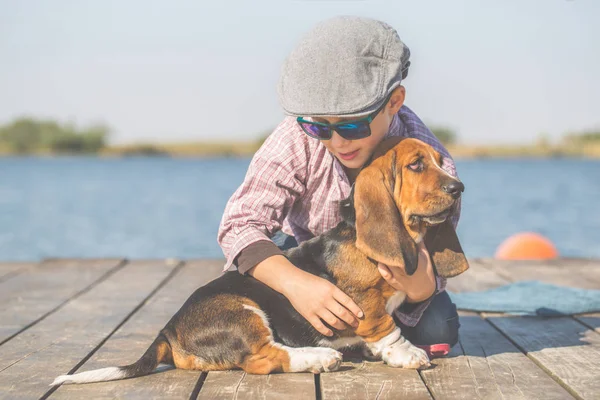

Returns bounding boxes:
[0,258,599,399]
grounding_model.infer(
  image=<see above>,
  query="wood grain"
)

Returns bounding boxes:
[0,259,178,400]
[0,257,598,399]
[480,259,600,289]
[51,260,223,400]
[321,361,431,400]
[0,262,34,284]
[0,259,123,345]
[445,259,510,293]
[198,369,316,399]
[421,313,574,399]
[486,315,600,399]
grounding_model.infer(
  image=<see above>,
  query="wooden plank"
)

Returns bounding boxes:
[0,259,123,346]
[575,313,600,333]
[0,262,34,283]
[0,259,179,400]
[0,259,120,304]
[472,259,600,398]
[197,371,247,399]
[198,371,316,400]
[421,314,574,400]
[197,360,317,398]
[238,373,316,400]
[321,361,431,400]
[446,259,510,293]
[50,260,223,400]
[425,262,573,399]
[484,257,600,397]
[486,315,600,399]
[481,259,600,289]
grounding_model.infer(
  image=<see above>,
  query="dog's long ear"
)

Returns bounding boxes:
[424,218,469,278]
[354,148,419,275]
[371,136,404,161]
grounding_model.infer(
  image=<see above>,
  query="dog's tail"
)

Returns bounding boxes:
[51,333,172,386]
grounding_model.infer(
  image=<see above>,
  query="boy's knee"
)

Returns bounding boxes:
[401,292,460,346]
[439,314,460,347]
[417,314,459,346]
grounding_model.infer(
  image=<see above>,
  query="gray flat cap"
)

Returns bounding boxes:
[278,16,411,118]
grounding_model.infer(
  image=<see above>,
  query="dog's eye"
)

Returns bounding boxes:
[408,160,424,172]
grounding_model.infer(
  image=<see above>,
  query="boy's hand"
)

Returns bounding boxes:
[248,255,363,337]
[377,242,436,303]
[282,272,364,336]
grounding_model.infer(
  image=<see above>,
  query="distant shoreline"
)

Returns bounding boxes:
[1,141,599,159]
[446,143,600,159]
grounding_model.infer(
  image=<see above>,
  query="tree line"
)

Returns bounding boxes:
[1,116,597,156]
[0,118,109,154]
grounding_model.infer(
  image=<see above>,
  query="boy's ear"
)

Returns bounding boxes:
[387,86,406,115]
[424,219,469,278]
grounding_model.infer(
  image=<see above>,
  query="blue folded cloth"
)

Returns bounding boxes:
[448,281,600,316]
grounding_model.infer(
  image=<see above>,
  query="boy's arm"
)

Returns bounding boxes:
[248,254,363,337]
[235,240,282,275]
[217,118,309,272]
[377,241,437,303]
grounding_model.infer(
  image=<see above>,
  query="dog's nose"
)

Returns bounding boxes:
[443,181,464,199]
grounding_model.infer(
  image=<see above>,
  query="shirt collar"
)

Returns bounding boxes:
[385,112,407,139]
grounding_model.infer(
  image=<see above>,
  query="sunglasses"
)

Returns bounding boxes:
[296,96,390,141]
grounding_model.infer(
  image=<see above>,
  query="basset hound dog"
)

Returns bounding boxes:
[52,137,468,385]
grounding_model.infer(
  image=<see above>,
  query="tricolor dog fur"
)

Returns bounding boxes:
[52,137,468,385]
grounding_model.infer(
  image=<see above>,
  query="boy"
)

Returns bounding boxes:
[218,16,460,353]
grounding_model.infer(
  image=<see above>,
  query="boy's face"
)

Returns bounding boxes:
[315,87,406,172]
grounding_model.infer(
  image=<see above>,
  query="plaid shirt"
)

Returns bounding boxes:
[218,105,460,327]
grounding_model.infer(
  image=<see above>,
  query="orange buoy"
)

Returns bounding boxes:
[495,232,559,260]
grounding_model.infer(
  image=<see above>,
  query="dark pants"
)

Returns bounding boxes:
[272,231,460,346]
[394,291,460,346]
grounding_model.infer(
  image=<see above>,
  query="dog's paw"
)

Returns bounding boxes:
[361,345,381,361]
[382,341,430,369]
[288,347,343,373]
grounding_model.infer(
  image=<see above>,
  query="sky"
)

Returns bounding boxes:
[1,0,598,145]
